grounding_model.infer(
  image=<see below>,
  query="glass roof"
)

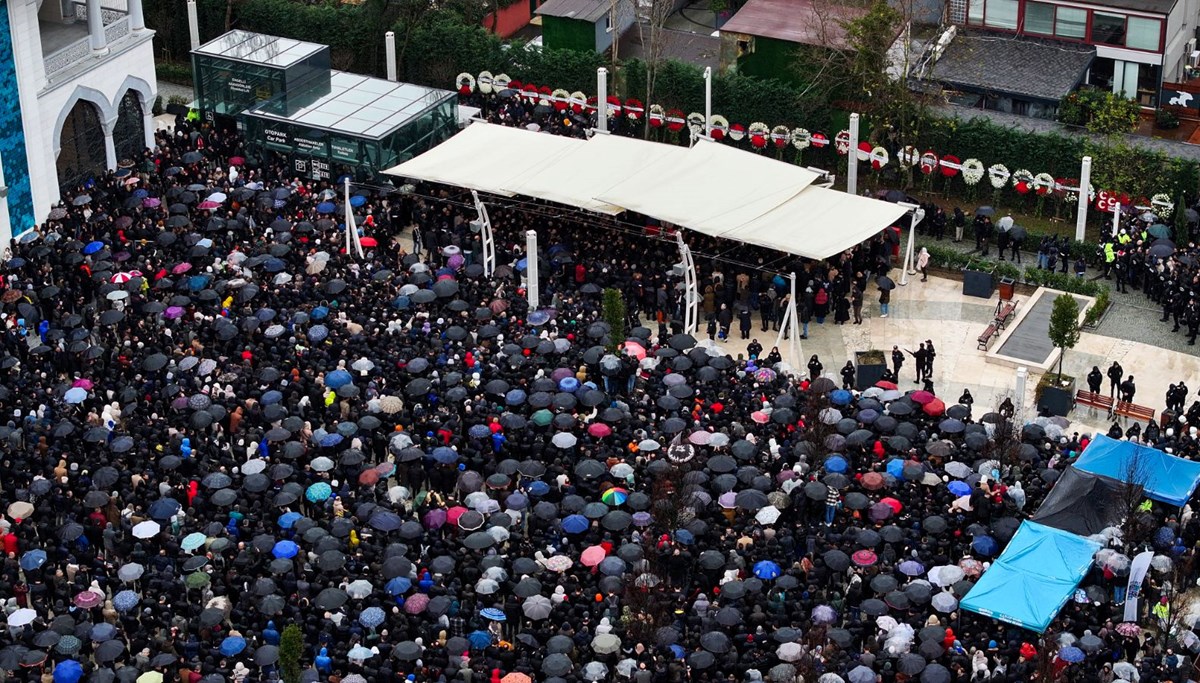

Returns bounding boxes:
[193,30,326,68]
[245,71,455,140]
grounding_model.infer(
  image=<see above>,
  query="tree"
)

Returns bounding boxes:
[601,288,627,352]
[1085,91,1140,137]
[637,0,675,138]
[1117,446,1152,550]
[1047,293,1080,378]
[279,624,303,683]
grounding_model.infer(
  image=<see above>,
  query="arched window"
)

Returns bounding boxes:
[113,90,146,163]
[57,99,106,191]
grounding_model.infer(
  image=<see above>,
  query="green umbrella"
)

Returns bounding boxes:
[1148,224,1171,239]
[186,572,211,588]
[531,409,553,427]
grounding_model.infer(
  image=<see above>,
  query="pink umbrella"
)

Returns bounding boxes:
[852,550,878,566]
[446,506,467,526]
[448,253,465,269]
[423,509,447,529]
[688,431,712,445]
[229,156,245,166]
[750,411,769,424]
[587,423,612,438]
[580,546,606,567]
[142,197,160,208]
[404,593,430,614]
[197,201,221,211]
[621,341,646,361]
[911,391,935,405]
[172,263,192,275]
[72,379,94,390]
[74,591,102,609]
[163,306,185,319]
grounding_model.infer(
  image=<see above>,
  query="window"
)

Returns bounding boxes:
[985,0,1017,29]
[1025,2,1054,34]
[1126,16,1161,50]
[968,0,983,24]
[1055,7,1087,39]
[1092,12,1126,45]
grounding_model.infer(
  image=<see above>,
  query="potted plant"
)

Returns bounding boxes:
[1038,293,1081,416]
[854,349,886,390]
[961,258,995,299]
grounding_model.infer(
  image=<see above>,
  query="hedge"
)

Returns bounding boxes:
[919,242,1110,299]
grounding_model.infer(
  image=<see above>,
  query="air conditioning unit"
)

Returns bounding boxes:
[1189,43,1200,69]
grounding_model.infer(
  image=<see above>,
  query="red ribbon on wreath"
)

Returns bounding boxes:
[606,95,622,116]
[666,109,685,132]
[509,79,524,91]
[919,151,939,175]
[811,132,829,148]
[521,84,539,103]
[750,131,768,149]
[711,124,725,142]
[1016,182,1030,195]
[585,96,598,113]
[649,109,664,128]
[856,141,871,160]
[729,123,745,140]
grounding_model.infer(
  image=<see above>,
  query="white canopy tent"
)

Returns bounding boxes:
[384,122,908,260]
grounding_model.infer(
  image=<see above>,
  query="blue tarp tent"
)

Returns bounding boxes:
[1073,435,1200,506]
[960,521,1101,632]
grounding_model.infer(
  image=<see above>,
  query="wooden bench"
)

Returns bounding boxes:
[1114,401,1155,423]
[977,323,998,350]
[1074,390,1114,416]
[994,299,1020,329]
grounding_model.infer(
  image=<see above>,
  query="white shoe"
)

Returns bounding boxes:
[880,314,888,318]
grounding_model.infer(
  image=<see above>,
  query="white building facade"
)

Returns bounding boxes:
[0,0,157,246]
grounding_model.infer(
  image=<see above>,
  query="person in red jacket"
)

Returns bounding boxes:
[3,530,17,556]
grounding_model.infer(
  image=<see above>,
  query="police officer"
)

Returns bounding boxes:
[1113,252,1128,293]
[1187,298,1200,345]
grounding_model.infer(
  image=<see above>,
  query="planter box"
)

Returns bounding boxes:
[962,269,994,298]
[1038,377,1077,417]
[855,351,886,391]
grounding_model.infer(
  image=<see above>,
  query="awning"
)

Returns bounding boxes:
[1073,434,1200,507]
[385,122,907,260]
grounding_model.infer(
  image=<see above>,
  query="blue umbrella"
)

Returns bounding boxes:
[359,607,386,628]
[972,535,999,556]
[830,389,852,405]
[319,433,343,447]
[112,590,139,612]
[349,195,367,208]
[278,512,302,529]
[82,241,104,255]
[1154,526,1175,547]
[132,189,148,199]
[325,370,353,389]
[385,577,412,595]
[505,389,527,406]
[515,258,528,272]
[273,540,299,559]
[89,623,117,641]
[52,660,83,683]
[311,306,329,320]
[306,483,332,502]
[753,560,781,580]
[263,258,286,273]
[558,377,580,393]
[368,511,402,532]
[480,607,506,621]
[20,549,47,570]
[188,275,210,291]
[261,390,283,405]
[308,325,329,342]
[528,481,550,496]
[148,498,181,520]
[562,514,589,534]
[947,481,971,497]
[316,202,336,213]
[63,387,87,404]
[886,458,905,478]
[669,644,686,659]
[181,532,207,551]
[220,636,247,657]
[467,631,493,649]
[825,455,848,473]
[431,447,458,464]
[1058,646,1085,663]
[674,529,695,544]
[468,424,490,439]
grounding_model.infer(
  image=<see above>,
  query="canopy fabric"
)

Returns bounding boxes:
[960,522,1100,633]
[385,122,585,197]
[1073,435,1200,506]
[1030,467,1138,536]
[594,138,821,235]
[385,122,907,260]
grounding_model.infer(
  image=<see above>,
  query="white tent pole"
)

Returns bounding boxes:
[898,203,923,286]
[1112,201,1121,238]
[472,190,496,277]
[675,231,699,335]
[525,229,539,309]
[345,178,363,259]
[772,297,790,356]
[1075,156,1091,241]
[596,68,609,133]
[703,67,712,138]
[846,113,860,197]
[1014,366,1028,429]
[788,273,800,367]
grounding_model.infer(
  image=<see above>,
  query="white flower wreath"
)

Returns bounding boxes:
[709,114,729,138]
[770,125,791,147]
[869,146,889,170]
[729,124,746,141]
[493,73,511,91]
[792,128,811,150]
[550,88,570,105]
[687,112,705,133]
[898,146,919,168]
[988,164,1010,189]
[648,104,666,125]
[834,129,851,155]
[961,159,985,185]
[456,72,476,93]
[476,71,493,94]
[1152,193,1174,218]
[1033,173,1055,195]
[1011,169,1034,189]
[1064,182,1093,204]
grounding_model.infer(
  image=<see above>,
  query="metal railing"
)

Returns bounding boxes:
[44,4,132,81]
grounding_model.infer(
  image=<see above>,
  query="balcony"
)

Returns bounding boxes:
[41,1,133,84]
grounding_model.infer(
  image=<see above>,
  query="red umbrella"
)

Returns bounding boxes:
[358,469,380,486]
[360,237,378,247]
[923,398,946,416]
[229,156,245,166]
[880,497,903,514]
[875,381,898,390]
[910,391,935,404]
[862,472,885,491]
[446,506,467,525]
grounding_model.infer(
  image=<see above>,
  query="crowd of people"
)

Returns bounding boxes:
[2,109,1200,683]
